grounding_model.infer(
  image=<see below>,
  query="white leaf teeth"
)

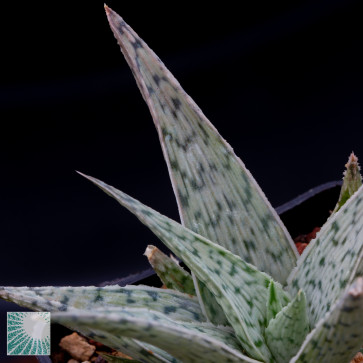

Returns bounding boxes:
[348,276,363,297]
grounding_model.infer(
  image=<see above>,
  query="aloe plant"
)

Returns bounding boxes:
[1,5,363,363]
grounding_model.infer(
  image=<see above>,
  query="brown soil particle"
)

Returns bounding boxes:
[294,227,321,254]
[59,332,96,361]
[351,352,363,363]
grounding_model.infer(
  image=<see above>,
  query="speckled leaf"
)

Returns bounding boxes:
[131,340,181,363]
[53,308,261,363]
[194,279,230,326]
[0,285,193,362]
[288,184,363,327]
[80,173,293,362]
[332,152,362,214]
[144,245,195,295]
[265,290,309,363]
[291,277,363,363]
[97,334,180,363]
[105,6,298,286]
[0,285,204,323]
[265,280,290,324]
[99,353,139,363]
[144,246,230,325]
[78,328,175,363]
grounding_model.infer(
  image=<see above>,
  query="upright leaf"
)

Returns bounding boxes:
[80,173,292,361]
[291,277,363,363]
[288,184,363,327]
[105,6,298,286]
[53,308,261,363]
[265,290,309,363]
[265,280,290,324]
[144,245,195,295]
[332,152,362,214]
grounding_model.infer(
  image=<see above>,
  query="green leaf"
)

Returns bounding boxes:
[287,184,363,327]
[265,280,290,324]
[332,152,362,214]
[79,172,292,362]
[0,285,204,323]
[98,335,179,363]
[131,340,181,363]
[144,245,229,326]
[291,277,363,363]
[99,353,139,363]
[193,279,230,326]
[53,308,261,363]
[104,6,298,286]
[265,290,309,363]
[144,245,195,295]
[84,331,174,363]
[0,285,191,362]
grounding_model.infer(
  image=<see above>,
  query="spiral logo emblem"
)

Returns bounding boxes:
[7,312,50,355]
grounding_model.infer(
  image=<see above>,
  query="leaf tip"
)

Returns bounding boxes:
[347,151,359,166]
[76,171,95,183]
[144,245,156,259]
[104,4,113,16]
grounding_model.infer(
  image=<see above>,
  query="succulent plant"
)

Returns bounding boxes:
[1,5,363,363]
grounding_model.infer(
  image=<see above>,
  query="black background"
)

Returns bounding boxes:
[0,0,362,299]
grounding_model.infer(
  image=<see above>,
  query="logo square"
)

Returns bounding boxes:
[7,312,50,356]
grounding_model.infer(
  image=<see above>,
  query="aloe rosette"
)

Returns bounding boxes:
[1,6,363,363]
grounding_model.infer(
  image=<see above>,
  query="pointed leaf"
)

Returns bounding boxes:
[144,245,229,325]
[288,184,363,327]
[144,245,195,295]
[0,285,204,323]
[80,173,292,361]
[265,290,309,363]
[332,152,362,214]
[291,277,363,363]
[265,280,290,324]
[53,308,261,363]
[105,6,298,286]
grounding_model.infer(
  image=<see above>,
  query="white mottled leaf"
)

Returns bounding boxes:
[99,353,139,363]
[265,290,309,363]
[145,245,229,325]
[0,285,204,323]
[288,184,363,327]
[265,280,290,324]
[53,308,261,363]
[332,152,362,214]
[80,173,292,362]
[144,245,195,295]
[0,285,190,362]
[132,340,181,363]
[81,329,174,363]
[105,6,298,286]
[193,279,230,326]
[291,277,363,363]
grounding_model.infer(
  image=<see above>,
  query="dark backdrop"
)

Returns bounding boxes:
[0,0,362,293]
[1,0,362,360]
